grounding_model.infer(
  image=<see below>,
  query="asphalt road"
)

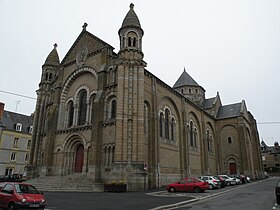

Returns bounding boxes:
[171,177,280,210]
[0,177,278,210]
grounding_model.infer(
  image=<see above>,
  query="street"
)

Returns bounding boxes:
[0,177,279,210]
[164,177,279,210]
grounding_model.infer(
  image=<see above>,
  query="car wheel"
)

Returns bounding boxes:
[8,203,16,210]
[169,187,176,193]
[209,184,214,190]
[194,187,201,193]
[227,182,231,186]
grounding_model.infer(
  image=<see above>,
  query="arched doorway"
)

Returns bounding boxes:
[229,163,237,174]
[74,144,84,173]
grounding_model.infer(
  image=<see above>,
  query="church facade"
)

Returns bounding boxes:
[28,4,264,191]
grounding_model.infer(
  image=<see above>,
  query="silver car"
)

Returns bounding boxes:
[199,176,221,190]
[219,175,240,185]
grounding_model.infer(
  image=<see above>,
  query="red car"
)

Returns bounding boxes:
[167,177,209,193]
[0,182,46,210]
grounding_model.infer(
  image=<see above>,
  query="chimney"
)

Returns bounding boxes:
[0,102,4,119]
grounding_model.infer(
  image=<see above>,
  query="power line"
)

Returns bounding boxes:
[0,90,36,100]
[258,122,280,125]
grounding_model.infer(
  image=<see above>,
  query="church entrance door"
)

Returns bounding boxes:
[74,144,84,173]
[229,163,237,174]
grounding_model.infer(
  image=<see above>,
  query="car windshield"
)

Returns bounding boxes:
[15,184,40,194]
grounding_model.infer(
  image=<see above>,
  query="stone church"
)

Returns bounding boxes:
[28,4,264,191]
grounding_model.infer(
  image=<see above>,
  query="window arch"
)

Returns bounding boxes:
[111,100,116,119]
[159,112,164,137]
[228,136,232,144]
[171,118,175,141]
[127,31,138,48]
[206,129,211,151]
[78,89,87,125]
[190,121,194,146]
[67,101,74,127]
[164,109,170,139]
[144,102,150,138]
[106,97,117,120]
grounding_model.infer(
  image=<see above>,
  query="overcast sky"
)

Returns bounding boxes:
[0,0,279,145]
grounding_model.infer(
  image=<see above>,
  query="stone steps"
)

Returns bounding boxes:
[26,175,104,192]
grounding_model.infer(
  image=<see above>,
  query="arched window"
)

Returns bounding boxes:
[194,128,197,148]
[190,121,194,146]
[144,103,149,137]
[78,90,87,125]
[159,113,164,137]
[171,118,175,141]
[228,136,232,144]
[206,130,210,151]
[165,109,170,139]
[111,100,116,119]
[67,101,74,127]
[128,37,132,47]
[133,37,136,47]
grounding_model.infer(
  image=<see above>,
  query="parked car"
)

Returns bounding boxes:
[167,177,209,193]
[199,176,221,189]
[214,175,226,188]
[228,175,242,184]
[276,180,280,204]
[0,174,24,183]
[0,182,46,210]
[219,175,238,186]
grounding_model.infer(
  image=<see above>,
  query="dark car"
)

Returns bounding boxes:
[0,182,46,210]
[276,180,280,204]
[0,174,24,183]
[167,177,209,193]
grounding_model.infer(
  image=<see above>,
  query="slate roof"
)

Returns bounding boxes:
[203,97,215,109]
[121,3,141,28]
[216,102,242,119]
[0,111,33,133]
[173,69,200,88]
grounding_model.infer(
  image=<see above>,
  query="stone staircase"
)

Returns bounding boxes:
[25,174,104,192]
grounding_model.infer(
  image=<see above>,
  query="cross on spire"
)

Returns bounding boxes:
[82,22,88,31]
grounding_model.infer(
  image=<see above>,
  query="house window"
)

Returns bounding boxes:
[16,123,22,131]
[13,138,19,148]
[25,153,29,163]
[5,168,13,176]
[181,89,184,94]
[29,126,33,134]
[189,88,192,94]
[10,152,16,162]
[228,137,232,144]
[27,140,31,150]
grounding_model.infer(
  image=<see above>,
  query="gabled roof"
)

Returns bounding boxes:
[173,69,200,88]
[61,28,114,65]
[216,102,242,119]
[121,3,141,28]
[0,111,33,133]
[203,97,216,109]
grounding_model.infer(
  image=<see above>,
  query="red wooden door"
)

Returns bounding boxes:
[229,163,237,174]
[75,145,84,173]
